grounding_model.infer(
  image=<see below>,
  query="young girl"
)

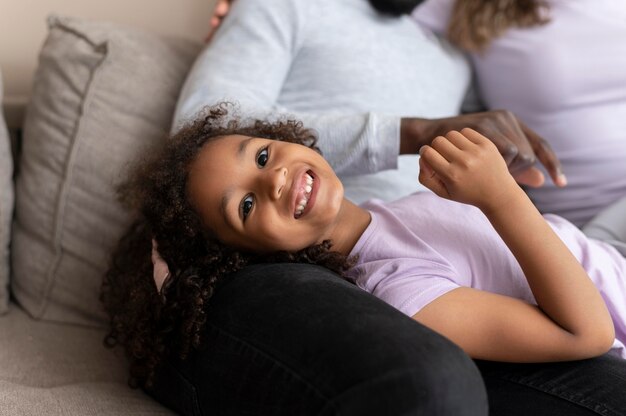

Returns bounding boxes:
[103,103,625,388]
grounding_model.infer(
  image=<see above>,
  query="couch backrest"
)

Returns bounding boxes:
[0,69,15,315]
[1,0,214,132]
[10,16,201,326]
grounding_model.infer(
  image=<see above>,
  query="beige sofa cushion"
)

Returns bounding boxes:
[0,70,13,315]
[0,304,173,415]
[11,15,201,326]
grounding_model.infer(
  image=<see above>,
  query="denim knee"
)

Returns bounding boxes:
[320,339,487,416]
[149,263,487,416]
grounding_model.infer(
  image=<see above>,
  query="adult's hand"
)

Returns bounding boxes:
[205,0,234,43]
[400,110,567,188]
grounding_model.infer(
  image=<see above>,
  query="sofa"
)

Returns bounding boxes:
[3,12,497,415]
[9,13,617,416]
[0,15,200,415]
[1,15,489,415]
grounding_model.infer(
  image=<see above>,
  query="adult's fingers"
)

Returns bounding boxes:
[518,120,567,187]
[205,0,234,43]
[497,113,537,174]
[486,129,518,166]
[214,0,231,16]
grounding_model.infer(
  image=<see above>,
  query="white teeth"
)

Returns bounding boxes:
[295,172,315,218]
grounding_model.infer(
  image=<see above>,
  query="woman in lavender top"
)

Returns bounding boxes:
[411,0,626,245]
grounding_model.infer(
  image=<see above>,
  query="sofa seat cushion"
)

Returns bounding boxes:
[0,303,173,415]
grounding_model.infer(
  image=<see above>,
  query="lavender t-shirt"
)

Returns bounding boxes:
[347,193,626,358]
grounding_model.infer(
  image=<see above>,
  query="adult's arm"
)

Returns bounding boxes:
[174,0,400,177]
[401,111,565,187]
[176,0,562,184]
[367,0,564,186]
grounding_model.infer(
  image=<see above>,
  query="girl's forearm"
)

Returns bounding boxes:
[482,187,614,350]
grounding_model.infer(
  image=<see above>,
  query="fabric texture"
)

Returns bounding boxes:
[11,15,200,326]
[174,0,471,205]
[0,305,173,415]
[147,262,626,416]
[0,69,13,315]
[583,196,626,257]
[347,192,626,357]
[148,263,488,415]
[476,354,626,416]
[413,0,626,227]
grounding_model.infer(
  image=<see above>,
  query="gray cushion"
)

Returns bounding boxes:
[11,15,201,326]
[0,69,13,315]
[0,303,173,415]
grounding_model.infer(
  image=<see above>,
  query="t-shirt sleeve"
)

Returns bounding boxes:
[173,0,400,176]
[357,259,461,318]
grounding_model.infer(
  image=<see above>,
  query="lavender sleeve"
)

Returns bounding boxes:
[363,263,461,318]
[349,211,461,318]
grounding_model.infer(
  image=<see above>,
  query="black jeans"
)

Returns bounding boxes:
[148,264,626,415]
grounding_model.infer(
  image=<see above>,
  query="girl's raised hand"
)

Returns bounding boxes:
[418,128,520,212]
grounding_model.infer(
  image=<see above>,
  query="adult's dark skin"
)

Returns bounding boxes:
[371,0,565,187]
[206,0,566,189]
[401,111,566,187]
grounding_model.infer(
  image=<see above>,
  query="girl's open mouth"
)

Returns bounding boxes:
[294,170,318,219]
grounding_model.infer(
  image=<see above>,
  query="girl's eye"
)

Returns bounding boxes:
[241,194,254,221]
[256,147,269,167]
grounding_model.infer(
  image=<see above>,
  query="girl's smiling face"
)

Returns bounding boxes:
[187,134,345,253]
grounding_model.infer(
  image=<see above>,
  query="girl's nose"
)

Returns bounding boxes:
[267,166,287,200]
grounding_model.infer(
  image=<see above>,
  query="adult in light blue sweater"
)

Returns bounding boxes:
[173,0,562,202]
[146,1,626,415]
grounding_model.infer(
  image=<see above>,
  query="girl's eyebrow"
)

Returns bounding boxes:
[220,136,256,229]
[220,187,237,229]
[237,137,254,161]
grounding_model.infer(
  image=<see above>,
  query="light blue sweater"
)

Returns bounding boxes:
[174,0,470,203]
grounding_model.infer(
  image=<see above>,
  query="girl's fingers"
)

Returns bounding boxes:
[460,128,490,145]
[445,130,475,151]
[429,135,465,164]
[419,143,451,177]
[419,157,449,197]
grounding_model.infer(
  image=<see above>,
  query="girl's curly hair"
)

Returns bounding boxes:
[101,103,355,388]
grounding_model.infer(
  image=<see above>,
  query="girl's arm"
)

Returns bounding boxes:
[413,128,614,362]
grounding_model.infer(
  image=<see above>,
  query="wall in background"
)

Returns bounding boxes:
[0,0,214,127]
